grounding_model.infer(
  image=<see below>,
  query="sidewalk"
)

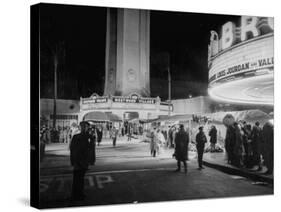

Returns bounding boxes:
[45,135,142,150]
[202,152,273,184]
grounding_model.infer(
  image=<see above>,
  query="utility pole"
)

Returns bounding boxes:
[52,51,58,131]
[167,53,171,116]
[52,42,65,142]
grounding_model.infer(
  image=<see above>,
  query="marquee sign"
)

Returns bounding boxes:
[209,56,274,84]
[112,93,156,104]
[81,93,158,106]
[208,16,273,61]
[208,28,273,86]
[207,16,274,105]
[81,93,108,104]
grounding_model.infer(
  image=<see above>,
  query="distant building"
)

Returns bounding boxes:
[172,96,213,115]
[40,98,80,128]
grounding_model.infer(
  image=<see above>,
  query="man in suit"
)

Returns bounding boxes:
[70,121,94,201]
[196,126,207,170]
[174,124,189,173]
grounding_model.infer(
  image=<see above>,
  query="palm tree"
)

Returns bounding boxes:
[51,41,65,131]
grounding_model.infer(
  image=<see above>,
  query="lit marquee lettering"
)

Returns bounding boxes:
[258,57,273,67]
[221,22,236,49]
[217,70,226,78]
[112,96,156,104]
[209,16,273,57]
[241,16,259,41]
[209,57,274,83]
[227,62,250,75]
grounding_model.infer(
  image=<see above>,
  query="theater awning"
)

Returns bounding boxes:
[83,112,109,121]
[106,113,122,122]
[83,112,122,122]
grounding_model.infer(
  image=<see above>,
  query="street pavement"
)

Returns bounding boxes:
[39,136,273,209]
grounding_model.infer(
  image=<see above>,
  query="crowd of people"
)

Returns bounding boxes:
[148,124,208,171]
[225,120,273,174]
[41,118,273,202]
[40,121,146,158]
[68,121,210,201]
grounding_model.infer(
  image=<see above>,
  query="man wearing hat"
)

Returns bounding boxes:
[196,126,207,170]
[174,124,189,173]
[70,121,94,201]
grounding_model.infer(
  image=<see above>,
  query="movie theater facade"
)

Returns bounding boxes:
[208,16,274,105]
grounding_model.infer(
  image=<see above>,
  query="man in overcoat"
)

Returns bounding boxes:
[96,126,103,146]
[251,121,262,169]
[70,121,93,201]
[111,127,118,147]
[208,125,217,152]
[88,126,96,165]
[150,128,158,157]
[225,125,236,164]
[262,121,274,174]
[174,125,189,173]
[196,126,207,169]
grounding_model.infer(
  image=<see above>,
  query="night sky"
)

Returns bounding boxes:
[39,3,239,100]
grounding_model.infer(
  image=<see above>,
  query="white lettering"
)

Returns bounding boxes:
[96,175,114,189]
[209,17,273,58]
[241,16,260,41]
[210,31,219,56]
[221,22,236,50]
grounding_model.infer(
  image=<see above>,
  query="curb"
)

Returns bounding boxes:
[203,160,273,184]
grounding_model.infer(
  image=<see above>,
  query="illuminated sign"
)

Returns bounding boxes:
[81,93,157,106]
[208,32,273,85]
[207,16,274,105]
[209,56,274,84]
[112,96,156,104]
[82,97,108,104]
[208,16,273,59]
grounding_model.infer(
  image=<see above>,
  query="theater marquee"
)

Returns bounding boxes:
[208,16,274,105]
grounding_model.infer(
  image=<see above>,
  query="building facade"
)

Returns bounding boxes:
[172,96,213,115]
[79,93,170,122]
[40,98,80,129]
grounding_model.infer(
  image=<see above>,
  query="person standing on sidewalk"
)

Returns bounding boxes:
[242,122,253,168]
[70,121,92,201]
[96,126,103,146]
[172,127,177,148]
[156,129,165,154]
[88,126,97,165]
[208,125,217,152]
[233,122,245,168]
[150,128,158,157]
[262,121,273,175]
[225,125,236,164]
[196,126,207,170]
[111,127,118,147]
[127,125,133,141]
[174,124,189,173]
[251,121,262,170]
